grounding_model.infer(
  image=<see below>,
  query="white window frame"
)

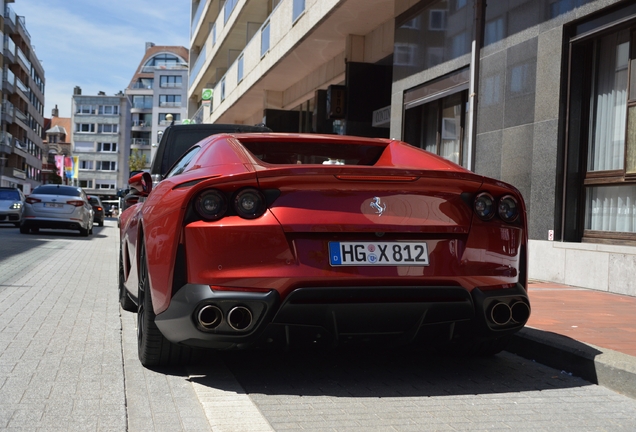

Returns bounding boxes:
[98,124,119,134]
[98,105,119,115]
[237,54,244,82]
[79,160,94,170]
[261,21,270,58]
[97,142,118,152]
[76,123,95,133]
[76,105,96,114]
[79,179,94,189]
[96,161,117,171]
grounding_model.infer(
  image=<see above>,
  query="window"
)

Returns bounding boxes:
[220,77,226,101]
[74,141,94,152]
[159,95,182,107]
[97,142,117,152]
[76,123,95,133]
[79,160,94,170]
[429,10,447,31]
[132,95,153,109]
[564,22,636,242]
[99,105,119,115]
[98,124,118,134]
[261,22,270,57]
[237,55,244,82]
[96,161,117,171]
[159,113,181,125]
[95,182,116,190]
[212,23,217,46]
[76,105,96,114]
[79,179,93,189]
[166,146,201,178]
[292,0,305,22]
[160,75,182,87]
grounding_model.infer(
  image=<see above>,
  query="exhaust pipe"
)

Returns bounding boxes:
[511,301,530,324]
[197,305,223,330]
[490,302,512,326]
[227,306,253,331]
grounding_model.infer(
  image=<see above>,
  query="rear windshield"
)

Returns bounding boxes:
[88,197,100,205]
[241,141,385,166]
[0,190,20,200]
[32,186,82,197]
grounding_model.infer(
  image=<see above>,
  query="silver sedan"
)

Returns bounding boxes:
[0,187,25,227]
[21,185,94,236]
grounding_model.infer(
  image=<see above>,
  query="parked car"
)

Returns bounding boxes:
[0,187,25,227]
[119,133,530,367]
[21,184,94,236]
[87,195,105,226]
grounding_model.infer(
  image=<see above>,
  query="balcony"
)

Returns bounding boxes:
[131,138,150,148]
[141,63,187,73]
[16,47,31,72]
[131,120,151,131]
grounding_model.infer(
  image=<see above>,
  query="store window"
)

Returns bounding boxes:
[403,68,470,167]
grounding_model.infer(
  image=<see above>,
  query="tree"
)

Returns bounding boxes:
[129,150,148,173]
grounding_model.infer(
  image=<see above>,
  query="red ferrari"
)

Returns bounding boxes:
[119,133,530,367]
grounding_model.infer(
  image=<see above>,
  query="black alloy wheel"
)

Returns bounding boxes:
[137,241,198,367]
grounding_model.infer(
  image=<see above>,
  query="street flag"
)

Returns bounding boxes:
[64,156,73,178]
[54,155,64,177]
[72,156,79,179]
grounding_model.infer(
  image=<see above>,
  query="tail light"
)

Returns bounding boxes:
[195,190,227,221]
[96,206,103,211]
[26,197,41,204]
[234,188,266,219]
[474,193,495,220]
[498,195,519,223]
[67,200,85,207]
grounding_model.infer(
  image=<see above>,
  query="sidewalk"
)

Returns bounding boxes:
[507,281,636,399]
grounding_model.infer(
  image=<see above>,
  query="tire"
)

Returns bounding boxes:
[19,225,29,234]
[98,221,104,227]
[137,242,199,367]
[13,222,20,228]
[79,226,89,236]
[119,249,136,312]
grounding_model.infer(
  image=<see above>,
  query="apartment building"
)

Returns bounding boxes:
[125,42,188,168]
[71,88,130,200]
[0,0,45,193]
[189,0,636,296]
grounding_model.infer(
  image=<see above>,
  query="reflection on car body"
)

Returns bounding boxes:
[118,133,530,368]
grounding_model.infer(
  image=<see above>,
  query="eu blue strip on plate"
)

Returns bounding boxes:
[329,242,341,265]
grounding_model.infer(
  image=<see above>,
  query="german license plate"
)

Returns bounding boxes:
[44,203,63,208]
[329,242,429,266]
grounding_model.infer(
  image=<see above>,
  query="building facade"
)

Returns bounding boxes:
[125,42,189,169]
[0,0,45,194]
[189,0,636,296]
[71,89,130,200]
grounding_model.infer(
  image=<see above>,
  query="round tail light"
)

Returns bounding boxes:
[498,195,519,222]
[234,189,266,219]
[195,190,227,221]
[474,192,495,220]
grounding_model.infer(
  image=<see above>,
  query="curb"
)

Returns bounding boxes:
[506,327,636,400]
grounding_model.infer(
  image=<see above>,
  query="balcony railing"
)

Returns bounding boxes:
[15,77,29,94]
[4,6,16,26]
[131,138,150,146]
[131,82,153,89]
[2,100,14,118]
[159,119,182,126]
[159,101,182,107]
[14,108,27,123]
[17,15,31,40]
[17,47,32,70]
[3,35,15,56]
[190,48,207,87]
[159,82,183,88]
[132,120,151,127]
[132,102,153,110]
[141,63,187,73]
[191,0,206,38]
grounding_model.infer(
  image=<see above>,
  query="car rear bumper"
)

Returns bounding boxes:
[154,283,530,350]
[22,218,88,230]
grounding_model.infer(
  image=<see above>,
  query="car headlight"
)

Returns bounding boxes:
[10,202,22,209]
[474,192,495,220]
[195,190,227,221]
[234,188,266,219]
[498,195,519,223]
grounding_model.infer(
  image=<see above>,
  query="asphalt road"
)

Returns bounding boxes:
[0,220,635,431]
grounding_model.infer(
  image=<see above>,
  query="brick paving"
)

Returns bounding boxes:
[527,282,636,357]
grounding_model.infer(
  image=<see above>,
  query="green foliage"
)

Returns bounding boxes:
[129,150,148,173]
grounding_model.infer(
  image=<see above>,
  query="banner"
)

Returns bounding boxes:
[64,156,74,178]
[54,155,64,177]
[72,156,79,179]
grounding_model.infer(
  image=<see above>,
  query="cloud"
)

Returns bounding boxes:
[14,0,190,117]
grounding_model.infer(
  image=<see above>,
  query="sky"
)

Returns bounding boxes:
[14,0,191,119]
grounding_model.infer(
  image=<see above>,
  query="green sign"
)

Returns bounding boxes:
[202,88,213,101]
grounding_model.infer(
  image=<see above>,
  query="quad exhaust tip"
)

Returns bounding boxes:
[227,306,253,331]
[197,305,223,330]
[489,301,530,326]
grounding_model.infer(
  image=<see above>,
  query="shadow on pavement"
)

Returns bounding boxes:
[181,343,595,398]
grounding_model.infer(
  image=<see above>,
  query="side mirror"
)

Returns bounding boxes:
[128,172,153,196]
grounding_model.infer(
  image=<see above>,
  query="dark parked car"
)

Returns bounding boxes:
[119,133,530,368]
[0,187,25,227]
[87,195,105,226]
